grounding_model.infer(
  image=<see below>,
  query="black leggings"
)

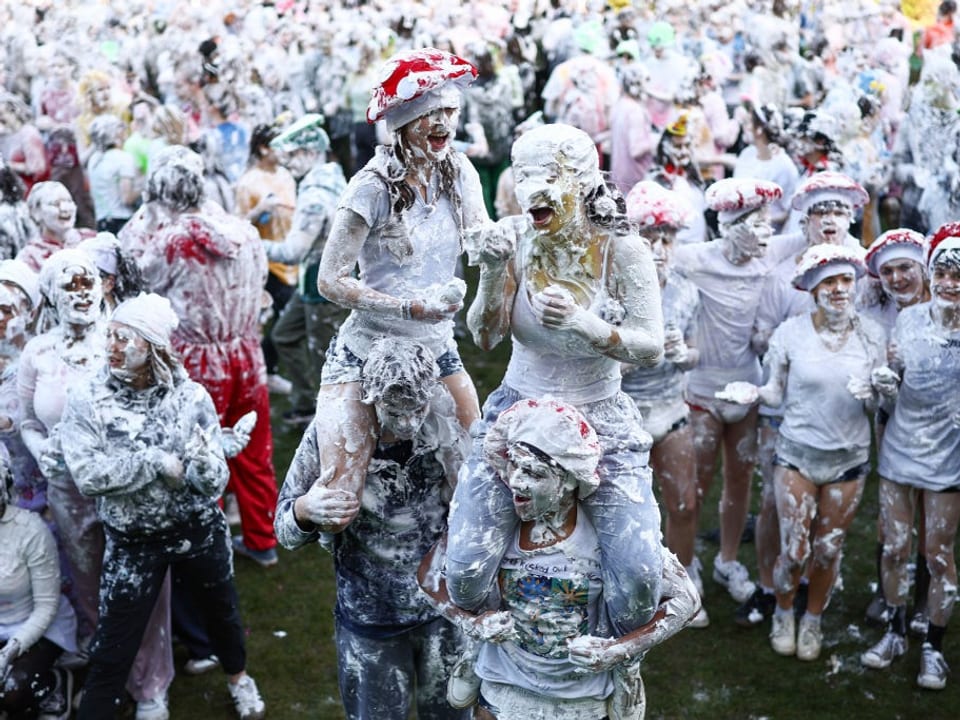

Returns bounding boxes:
[0,637,62,713]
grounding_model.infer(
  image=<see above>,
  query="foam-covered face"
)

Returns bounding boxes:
[375,388,431,440]
[931,263,960,310]
[643,227,678,284]
[399,105,460,165]
[48,56,72,84]
[88,83,111,112]
[506,443,573,522]
[662,134,692,167]
[812,272,856,315]
[106,321,150,384]
[805,206,852,244]
[878,258,925,307]
[36,186,77,236]
[0,283,30,354]
[512,154,582,236]
[725,208,772,259]
[281,147,320,179]
[55,270,101,326]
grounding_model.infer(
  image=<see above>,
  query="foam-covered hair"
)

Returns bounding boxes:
[360,338,438,405]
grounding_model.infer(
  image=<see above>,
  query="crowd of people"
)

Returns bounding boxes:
[0,0,959,718]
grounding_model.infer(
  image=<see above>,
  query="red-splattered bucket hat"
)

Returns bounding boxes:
[927,221,960,272]
[705,177,783,224]
[367,47,477,133]
[864,228,925,277]
[792,243,865,291]
[791,171,868,215]
[625,181,694,230]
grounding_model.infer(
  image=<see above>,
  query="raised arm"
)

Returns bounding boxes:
[466,218,520,350]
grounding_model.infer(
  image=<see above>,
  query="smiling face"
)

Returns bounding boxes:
[55,269,101,326]
[878,258,926,307]
[35,185,77,237]
[931,262,960,310]
[0,282,31,355]
[505,442,574,522]
[106,321,151,385]
[399,105,460,165]
[812,272,856,315]
[804,203,852,244]
[662,133,692,167]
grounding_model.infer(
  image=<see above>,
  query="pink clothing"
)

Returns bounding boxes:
[609,95,655,195]
[15,228,92,273]
[137,207,278,550]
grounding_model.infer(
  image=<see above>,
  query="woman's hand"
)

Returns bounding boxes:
[530,285,581,328]
[0,639,20,683]
[662,325,689,365]
[870,366,900,399]
[294,483,360,532]
[567,635,626,672]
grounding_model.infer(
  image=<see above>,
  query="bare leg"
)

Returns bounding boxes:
[773,467,817,611]
[314,382,378,496]
[651,423,697,567]
[691,408,723,529]
[754,422,780,589]
[718,407,758,564]
[878,478,918,607]
[441,371,481,431]
[922,491,960,629]
[806,476,865,615]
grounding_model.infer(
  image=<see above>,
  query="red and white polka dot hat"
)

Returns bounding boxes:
[366,48,477,132]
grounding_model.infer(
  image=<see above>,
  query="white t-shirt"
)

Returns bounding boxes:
[88,148,138,221]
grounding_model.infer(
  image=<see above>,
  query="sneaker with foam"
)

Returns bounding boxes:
[136,694,169,720]
[228,674,266,720]
[232,536,278,567]
[735,587,776,628]
[861,632,907,669]
[917,643,949,690]
[910,608,929,637]
[796,615,822,661]
[447,654,481,709]
[713,558,756,603]
[770,611,795,656]
[689,605,710,629]
[185,654,220,675]
[37,667,73,720]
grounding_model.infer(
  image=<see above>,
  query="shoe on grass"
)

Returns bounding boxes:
[864,589,890,627]
[228,674,266,720]
[770,611,795,656]
[232,536,278,567]
[713,558,755,603]
[185,655,220,675]
[861,632,907,669]
[917,643,949,690]
[689,605,710,629]
[796,615,822,661]
[735,587,776,628]
[135,694,169,720]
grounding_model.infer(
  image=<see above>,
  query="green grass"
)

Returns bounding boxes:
[165,326,957,719]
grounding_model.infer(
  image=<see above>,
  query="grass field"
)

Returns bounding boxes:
[164,327,958,720]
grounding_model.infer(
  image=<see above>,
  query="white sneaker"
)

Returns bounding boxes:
[446,655,480,709]
[917,643,949,690]
[266,373,293,395]
[185,655,220,675]
[686,556,705,597]
[862,632,907,669]
[228,675,266,720]
[770,612,796,656]
[796,615,822,661]
[689,605,710,629]
[136,694,170,720]
[713,558,756,603]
